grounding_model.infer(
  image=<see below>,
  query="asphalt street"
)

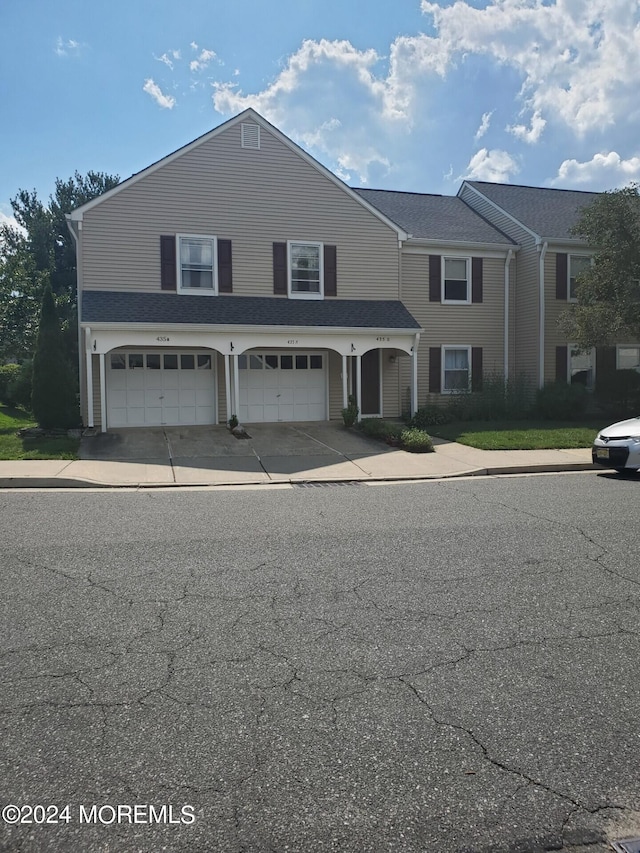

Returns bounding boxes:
[1,471,640,853]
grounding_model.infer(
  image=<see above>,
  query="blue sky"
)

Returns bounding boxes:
[2,0,640,229]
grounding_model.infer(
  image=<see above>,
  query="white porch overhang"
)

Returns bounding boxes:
[81,322,422,431]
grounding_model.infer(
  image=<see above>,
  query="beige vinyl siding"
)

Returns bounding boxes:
[459,185,540,387]
[401,253,507,406]
[216,353,227,424]
[513,242,540,386]
[328,351,343,419]
[91,353,101,428]
[81,121,399,299]
[382,357,402,419]
[544,251,572,384]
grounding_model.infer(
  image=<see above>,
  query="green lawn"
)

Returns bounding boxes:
[430,419,605,450]
[0,405,79,460]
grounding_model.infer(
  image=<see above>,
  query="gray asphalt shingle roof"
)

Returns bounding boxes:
[354,188,515,245]
[464,181,600,240]
[81,290,421,330]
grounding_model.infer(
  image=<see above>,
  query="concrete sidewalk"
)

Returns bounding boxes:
[0,422,599,488]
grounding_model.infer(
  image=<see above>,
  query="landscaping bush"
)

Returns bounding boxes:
[400,427,434,453]
[7,360,33,410]
[535,381,588,420]
[31,286,79,429]
[443,372,533,422]
[341,394,359,428]
[595,369,640,418]
[0,364,21,402]
[358,418,404,442]
[409,405,453,428]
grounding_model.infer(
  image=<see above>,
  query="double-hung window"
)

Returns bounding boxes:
[568,255,591,301]
[569,345,595,390]
[442,257,470,303]
[442,346,471,392]
[617,346,640,371]
[177,234,217,295]
[289,241,323,299]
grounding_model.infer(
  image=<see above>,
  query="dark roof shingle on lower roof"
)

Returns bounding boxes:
[81,290,421,330]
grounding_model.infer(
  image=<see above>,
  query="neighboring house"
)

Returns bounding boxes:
[458,181,640,392]
[67,108,639,432]
[354,190,517,403]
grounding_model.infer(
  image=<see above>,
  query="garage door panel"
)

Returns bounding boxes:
[238,351,326,423]
[107,350,216,427]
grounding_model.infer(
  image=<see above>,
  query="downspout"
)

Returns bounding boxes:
[537,241,548,389]
[503,249,513,382]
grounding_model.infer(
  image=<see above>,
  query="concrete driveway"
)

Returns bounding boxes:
[79,422,433,485]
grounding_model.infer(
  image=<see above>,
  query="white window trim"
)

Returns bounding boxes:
[176,234,218,296]
[567,343,596,389]
[616,344,640,371]
[567,254,592,303]
[441,256,471,304]
[288,240,324,300]
[441,345,472,394]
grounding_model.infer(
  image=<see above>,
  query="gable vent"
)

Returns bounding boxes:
[241,122,261,150]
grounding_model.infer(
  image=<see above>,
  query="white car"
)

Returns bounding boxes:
[592,416,640,472]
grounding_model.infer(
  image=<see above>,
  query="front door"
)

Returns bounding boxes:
[360,349,381,416]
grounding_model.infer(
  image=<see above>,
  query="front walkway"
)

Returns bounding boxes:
[0,422,597,488]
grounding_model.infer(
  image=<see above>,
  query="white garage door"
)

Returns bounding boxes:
[107,351,216,427]
[238,352,327,422]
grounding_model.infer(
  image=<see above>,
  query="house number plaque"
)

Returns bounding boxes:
[156,336,170,342]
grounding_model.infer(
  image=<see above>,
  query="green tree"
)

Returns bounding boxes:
[31,284,79,429]
[560,183,640,347]
[0,170,119,362]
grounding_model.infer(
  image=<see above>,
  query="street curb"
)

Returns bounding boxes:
[0,463,600,489]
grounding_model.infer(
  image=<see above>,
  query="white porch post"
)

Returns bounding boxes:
[411,342,419,417]
[224,354,231,425]
[355,354,362,422]
[85,350,94,428]
[99,352,107,433]
[232,354,240,421]
[341,354,348,409]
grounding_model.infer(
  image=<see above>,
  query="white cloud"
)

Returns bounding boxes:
[462,148,519,182]
[55,37,81,57]
[420,0,640,135]
[190,48,216,72]
[212,39,398,182]
[156,51,180,70]
[142,78,176,109]
[474,111,493,141]
[555,151,640,187]
[508,110,547,144]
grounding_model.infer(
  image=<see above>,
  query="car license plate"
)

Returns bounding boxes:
[596,448,609,459]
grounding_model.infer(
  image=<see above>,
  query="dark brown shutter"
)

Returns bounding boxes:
[429,255,441,302]
[324,245,337,296]
[160,235,176,291]
[429,347,441,392]
[471,257,483,303]
[218,239,232,293]
[471,347,483,391]
[596,346,616,379]
[556,253,568,300]
[555,345,568,381]
[273,242,287,295]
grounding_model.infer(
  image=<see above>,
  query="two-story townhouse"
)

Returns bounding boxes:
[458,181,640,392]
[67,109,422,432]
[354,190,518,406]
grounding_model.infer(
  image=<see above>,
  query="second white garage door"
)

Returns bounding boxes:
[238,352,327,422]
